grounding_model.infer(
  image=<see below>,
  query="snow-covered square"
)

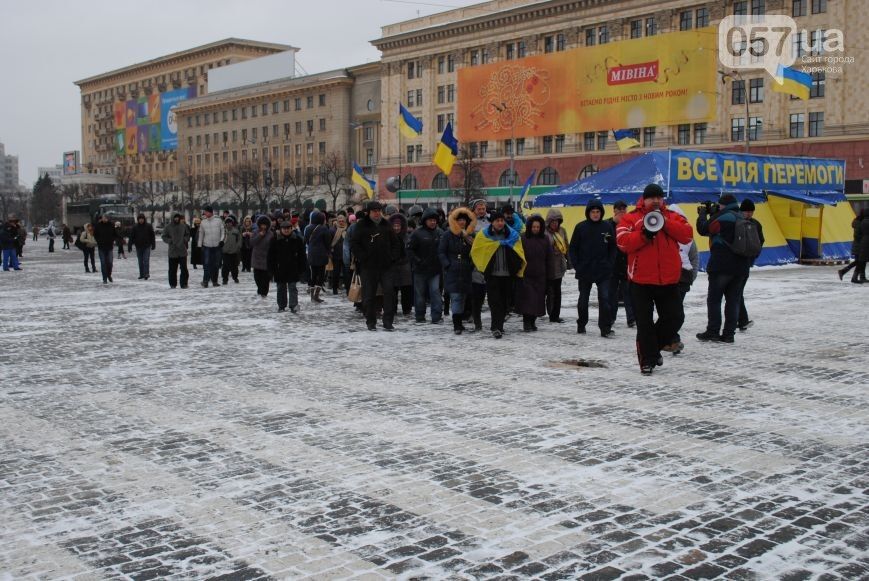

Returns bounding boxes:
[1,240,867,580]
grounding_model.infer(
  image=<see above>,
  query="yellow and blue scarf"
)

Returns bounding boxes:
[471,225,527,277]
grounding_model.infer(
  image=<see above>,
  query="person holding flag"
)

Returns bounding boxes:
[470,210,527,339]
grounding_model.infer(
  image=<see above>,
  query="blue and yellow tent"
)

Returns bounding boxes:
[533,150,854,268]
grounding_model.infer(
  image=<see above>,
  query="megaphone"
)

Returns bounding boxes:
[643,210,665,233]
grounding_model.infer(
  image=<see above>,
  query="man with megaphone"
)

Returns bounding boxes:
[616,184,694,375]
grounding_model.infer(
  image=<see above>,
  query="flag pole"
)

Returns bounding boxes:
[397,108,402,208]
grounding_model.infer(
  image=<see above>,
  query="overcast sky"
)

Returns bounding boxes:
[0,0,481,186]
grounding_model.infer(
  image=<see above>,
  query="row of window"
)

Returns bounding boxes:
[186,94,327,128]
[729,0,827,17]
[187,119,328,149]
[188,141,329,167]
[731,73,825,105]
[730,112,824,140]
[188,166,332,189]
[422,165,598,191]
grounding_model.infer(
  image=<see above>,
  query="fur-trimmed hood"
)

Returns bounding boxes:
[448,207,477,236]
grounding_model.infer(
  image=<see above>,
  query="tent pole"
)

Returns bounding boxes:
[666,148,672,198]
[818,204,825,259]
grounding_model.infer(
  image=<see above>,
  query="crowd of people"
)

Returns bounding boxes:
[8,187,868,374]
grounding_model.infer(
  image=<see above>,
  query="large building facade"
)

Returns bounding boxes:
[372,0,869,204]
[0,142,20,192]
[74,39,292,193]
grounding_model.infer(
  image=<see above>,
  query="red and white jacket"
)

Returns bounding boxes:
[616,198,694,286]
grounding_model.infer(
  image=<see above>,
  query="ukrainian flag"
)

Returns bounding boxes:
[433,122,459,176]
[352,162,376,199]
[772,65,812,100]
[518,170,536,209]
[399,104,423,139]
[470,224,527,278]
[613,129,640,153]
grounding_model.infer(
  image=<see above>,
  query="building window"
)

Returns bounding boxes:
[319,142,326,155]
[810,72,825,98]
[307,120,314,133]
[749,116,763,140]
[407,60,416,79]
[731,117,745,142]
[792,31,806,57]
[251,127,257,140]
[793,0,806,16]
[272,102,279,114]
[556,34,565,51]
[283,123,290,138]
[470,50,479,65]
[517,40,526,58]
[599,26,609,44]
[585,28,596,46]
[810,29,826,56]
[542,135,553,153]
[790,113,805,137]
[579,164,599,179]
[555,134,564,152]
[447,54,455,72]
[437,56,444,74]
[645,17,657,37]
[251,106,257,118]
[481,48,490,64]
[808,111,824,136]
[295,121,302,134]
[499,169,518,187]
[696,7,709,27]
[306,143,314,156]
[319,118,326,131]
[363,126,374,141]
[432,172,449,189]
[307,96,314,108]
[597,131,608,150]
[437,86,445,104]
[295,98,302,111]
[678,124,691,145]
[544,36,553,53]
[811,0,826,14]
[643,127,655,147]
[366,148,375,166]
[504,139,513,157]
[232,108,238,121]
[402,174,418,190]
[584,132,595,150]
[437,114,445,133]
[734,1,748,15]
[406,146,414,163]
[479,141,488,157]
[506,43,515,60]
[630,20,642,38]
[732,80,746,104]
[538,167,559,185]
[680,11,693,30]
[749,78,764,103]
[751,0,765,16]
[283,100,290,112]
[516,138,525,155]
[186,117,192,128]
[407,90,415,107]
[319,94,326,106]
[447,84,455,103]
[416,89,423,106]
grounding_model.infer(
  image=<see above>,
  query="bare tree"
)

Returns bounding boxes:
[225,161,260,218]
[453,145,484,208]
[177,168,198,221]
[136,166,163,223]
[114,164,136,205]
[320,151,350,212]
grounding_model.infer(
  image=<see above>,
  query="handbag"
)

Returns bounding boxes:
[347,273,363,303]
[74,235,85,250]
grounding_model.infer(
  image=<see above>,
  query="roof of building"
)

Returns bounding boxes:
[74,38,296,86]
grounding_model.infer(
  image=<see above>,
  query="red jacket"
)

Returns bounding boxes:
[616,198,694,285]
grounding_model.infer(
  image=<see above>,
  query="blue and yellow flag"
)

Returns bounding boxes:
[612,129,641,152]
[517,170,536,209]
[470,224,527,278]
[398,104,423,139]
[352,162,375,199]
[772,65,812,100]
[433,122,459,176]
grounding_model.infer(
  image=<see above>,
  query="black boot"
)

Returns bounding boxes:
[452,314,464,335]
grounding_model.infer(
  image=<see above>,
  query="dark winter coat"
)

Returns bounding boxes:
[304,211,332,267]
[606,217,629,280]
[350,214,400,271]
[222,225,242,255]
[268,231,307,283]
[569,200,616,282]
[250,220,274,271]
[856,214,869,261]
[517,216,552,317]
[330,224,347,264]
[388,213,412,286]
[93,220,117,251]
[190,226,203,265]
[696,202,751,276]
[545,209,569,280]
[408,209,443,276]
[438,207,476,294]
[0,222,17,250]
[128,220,156,251]
[161,220,190,258]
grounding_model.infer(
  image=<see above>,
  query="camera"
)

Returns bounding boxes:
[697,200,717,215]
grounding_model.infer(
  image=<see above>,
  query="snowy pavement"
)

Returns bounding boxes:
[1,239,867,580]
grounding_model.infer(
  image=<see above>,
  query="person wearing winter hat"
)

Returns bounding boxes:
[198,206,225,287]
[161,212,190,288]
[221,216,242,284]
[616,183,693,375]
[304,210,332,303]
[350,199,401,330]
[737,198,765,330]
[569,199,616,337]
[268,221,307,312]
[408,208,444,323]
[501,205,525,234]
[128,213,156,280]
[696,193,751,343]
[606,200,635,328]
[250,216,274,297]
[389,212,414,316]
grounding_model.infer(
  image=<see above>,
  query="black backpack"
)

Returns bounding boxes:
[728,215,763,258]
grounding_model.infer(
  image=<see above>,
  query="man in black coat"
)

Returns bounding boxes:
[569,199,617,337]
[128,213,156,280]
[607,200,635,328]
[93,214,117,283]
[407,208,443,323]
[268,221,307,312]
[350,201,401,330]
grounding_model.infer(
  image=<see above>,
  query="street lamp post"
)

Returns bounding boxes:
[719,69,751,153]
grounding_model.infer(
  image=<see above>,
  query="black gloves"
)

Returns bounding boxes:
[643,227,657,240]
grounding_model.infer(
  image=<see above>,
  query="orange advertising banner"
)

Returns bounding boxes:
[457,28,718,141]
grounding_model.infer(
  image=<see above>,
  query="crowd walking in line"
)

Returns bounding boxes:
[9,187,868,373]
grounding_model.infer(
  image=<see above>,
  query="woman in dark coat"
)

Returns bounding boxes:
[189,216,203,269]
[438,207,477,334]
[388,213,413,316]
[517,215,552,331]
[240,215,254,272]
[304,210,332,302]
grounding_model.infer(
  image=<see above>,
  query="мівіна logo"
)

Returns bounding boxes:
[607,61,659,86]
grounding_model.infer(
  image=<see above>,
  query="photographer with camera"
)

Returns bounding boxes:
[616,184,694,375]
[696,193,753,344]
